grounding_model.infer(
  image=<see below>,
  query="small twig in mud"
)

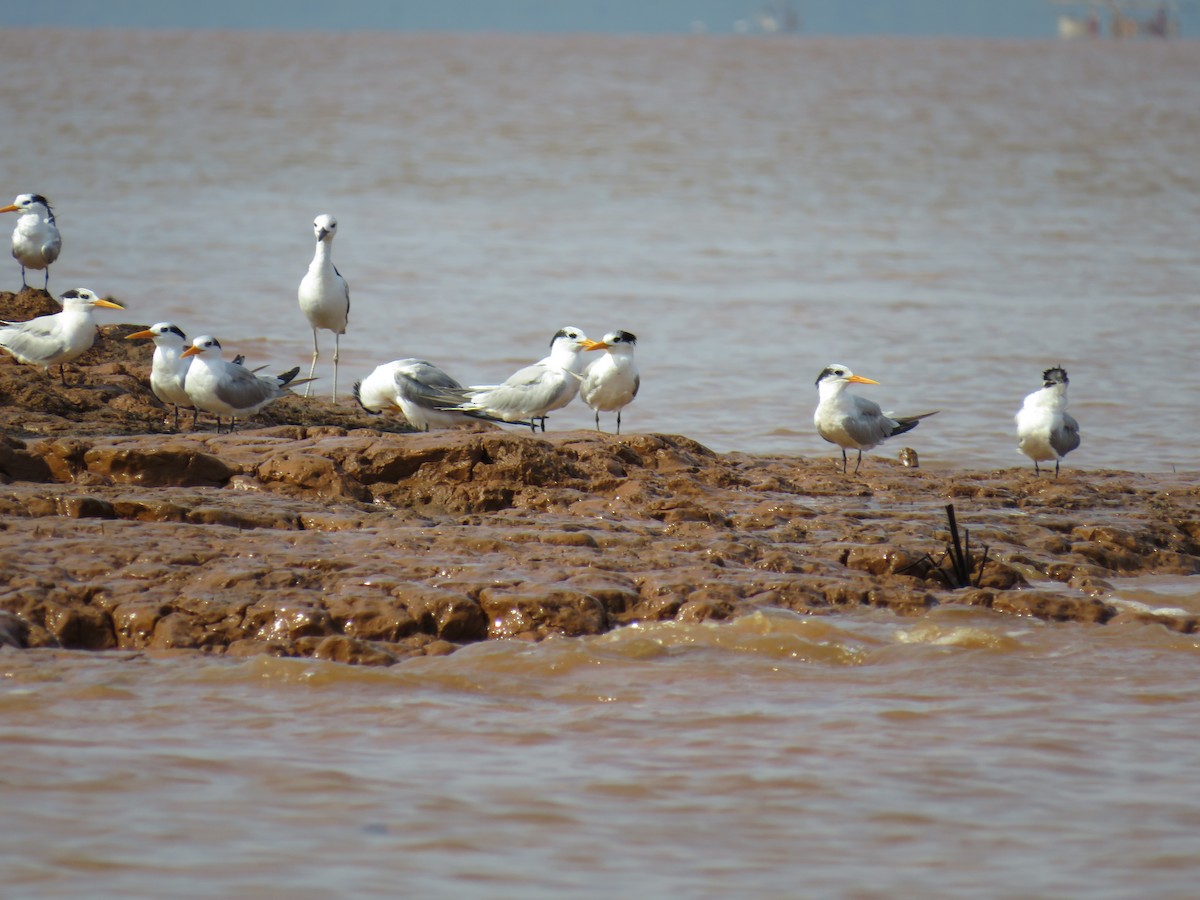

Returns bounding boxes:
[944,504,988,589]
[898,505,990,589]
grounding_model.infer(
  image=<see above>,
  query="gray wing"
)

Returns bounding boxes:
[43,232,62,265]
[631,373,641,398]
[1052,413,1081,456]
[465,363,564,416]
[213,363,280,411]
[0,318,71,365]
[395,360,470,409]
[843,395,895,447]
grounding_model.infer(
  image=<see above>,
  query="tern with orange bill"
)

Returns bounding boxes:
[580,329,639,434]
[450,325,599,432]
[813,363,937,474]
[0,287,123,384]
[182,335,309,433]
[1,193,61,290]
[126,322,195,430]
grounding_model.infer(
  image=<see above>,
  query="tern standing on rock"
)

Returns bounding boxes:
[0,287,123,384]
[1,193,62,291]
[126,322,195,430]
[182,335,307,433]
[298,214,349,401]
[580,329,639,434]
[813,363,937,474]
[1016,366,1080,477]
[452,326,599,432]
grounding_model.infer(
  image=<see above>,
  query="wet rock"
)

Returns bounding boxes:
[45,602,116,650]
[306,635,399,667]
[85,443,234,487]
[481,586,609,639]
[257,451,370,503]
[0,437,52,483]
[399,588,488,642]
[150,612,208,649]
[0,611,29,648]
[245,600,335,642]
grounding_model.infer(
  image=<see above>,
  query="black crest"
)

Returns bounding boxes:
[1042,366,1069,387]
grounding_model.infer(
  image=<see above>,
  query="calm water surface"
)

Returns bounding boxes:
[1,30,1197,469]
[2,30,1200,897]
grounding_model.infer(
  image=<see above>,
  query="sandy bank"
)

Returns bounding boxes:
[1,288,1198,664]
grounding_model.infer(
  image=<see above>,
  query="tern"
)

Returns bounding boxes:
[813,363,937,474]
[297,214,349,401]
[353,358,530,431]
[126,322,195,430]
[0,287,124,384]
[1016,366,1080,477]
[580,330,639,434]
[182,335,308,433]
[0,193,61,291]
[451,326,599,432]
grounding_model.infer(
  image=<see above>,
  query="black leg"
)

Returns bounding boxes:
[853,450,863,475]
[594,410,600,432]
[1034,461,1041,476]
[616,410,621,435]
[1055,459,1060,478]
[841,448,848,474]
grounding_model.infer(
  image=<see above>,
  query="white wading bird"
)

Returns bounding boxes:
[182,335,308,433]
[297,214,349,401]
[813,363,937,474]
[1,193,62,291]
[354,358,532,431]
[126,322,196,430]
[1015,366,1080,477]
[0,287,123,384]
[580,329,639,434]
[450,326,600,432]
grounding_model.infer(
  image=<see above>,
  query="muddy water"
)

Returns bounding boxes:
[4,607,1200,898]
[1,32,1198,469]
[2,29,1200,897]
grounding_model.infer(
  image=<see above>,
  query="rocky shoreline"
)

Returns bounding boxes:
[2,289,1199,665]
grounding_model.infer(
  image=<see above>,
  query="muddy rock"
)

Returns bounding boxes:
[1,344,1199,665]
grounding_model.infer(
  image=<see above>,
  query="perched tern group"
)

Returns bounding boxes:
[0,196,1082,474]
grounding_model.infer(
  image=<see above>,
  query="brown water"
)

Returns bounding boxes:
[2,31,1198,468]
[2,30,1200,897]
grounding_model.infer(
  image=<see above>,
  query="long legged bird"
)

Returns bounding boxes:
[297,214,349,401]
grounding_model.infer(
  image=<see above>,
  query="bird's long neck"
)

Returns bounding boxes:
[309,239,334,272]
